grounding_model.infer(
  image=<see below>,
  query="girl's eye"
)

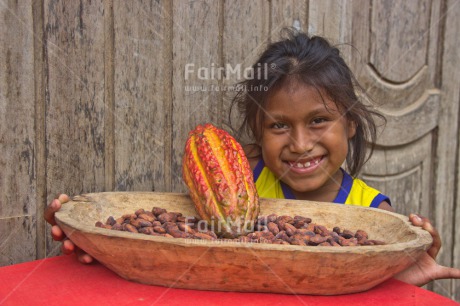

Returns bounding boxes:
[270,122,288,129]
[312,117,328,125]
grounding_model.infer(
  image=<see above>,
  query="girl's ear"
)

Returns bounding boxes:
[347,120,357,139]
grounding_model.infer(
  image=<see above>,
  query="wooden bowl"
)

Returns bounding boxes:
[55,192,432,295]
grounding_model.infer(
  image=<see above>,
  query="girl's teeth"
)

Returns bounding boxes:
[290,158,320,168]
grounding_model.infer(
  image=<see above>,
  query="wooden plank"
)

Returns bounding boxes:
[171,0,221,192]
[44,0,106,257]
[363,133,433,218]
[104,0,115,191]
[0,216,36,265]
[112,0,169,192]
[270,0,308,38]
[32,0,47,260]
[0,0,36,265]
[438,0,460,301]
[307,0,352,43]
[222,0,269,145]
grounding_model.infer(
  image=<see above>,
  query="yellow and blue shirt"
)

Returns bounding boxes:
[253,159,390,208]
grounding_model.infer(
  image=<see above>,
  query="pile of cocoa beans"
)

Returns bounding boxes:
[95,207,385,246]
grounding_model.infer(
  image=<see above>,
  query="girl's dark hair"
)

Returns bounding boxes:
[230,28,385,176]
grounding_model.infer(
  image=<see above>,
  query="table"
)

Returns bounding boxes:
[0,255,457,306]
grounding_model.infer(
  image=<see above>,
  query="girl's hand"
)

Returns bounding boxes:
[44,194,94,264]
[393,214,460,286]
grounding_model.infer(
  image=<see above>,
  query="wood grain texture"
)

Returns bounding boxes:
[350,0,453,298]
[222,0,269,144]
[171,0,221,192]
[44,0,106,257]
[352,0,441,110]
[113,1,169,192]
[307,0,352,44]
[32,0,47,260]
[0,216,36,265]
[270,0,308,38]
[0,0,37,264]
[363,133,433,219]
[436,0,460,299]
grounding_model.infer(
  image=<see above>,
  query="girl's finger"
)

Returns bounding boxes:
[75,248,94,264]
[44,199,61,226]
[422,221,441,259]
[410,214,441,260]
[61,239,76,255]
[57,194,70,203]
[51,224,66,241]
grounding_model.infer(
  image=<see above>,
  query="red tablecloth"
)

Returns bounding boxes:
[0,255,457,306]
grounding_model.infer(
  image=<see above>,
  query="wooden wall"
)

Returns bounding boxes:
[0,0,458,301]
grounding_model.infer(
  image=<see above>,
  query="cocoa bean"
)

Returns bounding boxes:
[152,207,167,216]
[130,219,143,228]
[153,226,166,234]
[340,237,358,246]
[158,212,177,223]
[135,208,145,216]
[341,229,354,239]
[138,220,153,227]
[314,225,330,237]
[277,215,294,225]
[355,230,368,241]
[184,225,196,234]
[276,219,286,231]
[124,224,138,233]
[138,213,156,223]
[266,214,278,223]
[138,227,154,235]
[267,222,280,235]
[106,216,116,226]
[284,223,297,236]
[151,221,162,227]
[305,223,315,232]
[308,234,327,246]
[122,213,136,220]
[111,223,123,231]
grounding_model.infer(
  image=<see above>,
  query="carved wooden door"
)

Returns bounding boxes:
[344,0,458,298]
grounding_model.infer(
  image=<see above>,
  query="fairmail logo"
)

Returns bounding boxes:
[184,63,270,81]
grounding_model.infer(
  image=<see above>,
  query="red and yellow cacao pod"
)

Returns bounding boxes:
[182,123,260,238]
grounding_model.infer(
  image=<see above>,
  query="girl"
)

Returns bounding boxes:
[45,30,460,286]
[232,29,391,209]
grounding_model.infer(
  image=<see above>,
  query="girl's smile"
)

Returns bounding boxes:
[261,81,356,201]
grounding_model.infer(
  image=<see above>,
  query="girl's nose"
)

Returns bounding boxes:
[289,127,314,153]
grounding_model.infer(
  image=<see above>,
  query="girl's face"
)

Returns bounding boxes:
[260,83,356,201]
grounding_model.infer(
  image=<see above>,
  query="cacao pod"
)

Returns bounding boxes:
[182,123,260,238]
